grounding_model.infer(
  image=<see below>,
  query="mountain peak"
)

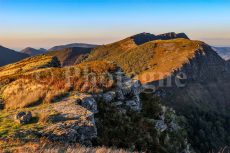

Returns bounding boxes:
[131,32,190,45]
[158,32,189,39]
[48,43,99,51]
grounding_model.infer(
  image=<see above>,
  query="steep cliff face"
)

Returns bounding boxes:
[175,44,225,81]
[146,43,229,114]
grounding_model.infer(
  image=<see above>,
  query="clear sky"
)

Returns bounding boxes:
[0,0,230,50]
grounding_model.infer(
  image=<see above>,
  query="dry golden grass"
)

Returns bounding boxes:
[2,79,46,109]
[88,37,137,61]
[0,60,118,109]
[0,140,133,153]
[0,55,59,79]
[88,38,205,83]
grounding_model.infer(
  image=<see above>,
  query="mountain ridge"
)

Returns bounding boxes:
[45,47,93,66]
[21,47,46,56]
[48,43,99,51]
[86,33,230,115]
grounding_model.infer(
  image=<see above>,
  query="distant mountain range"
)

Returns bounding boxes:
[0,43,98,67]
[21,47,47,56]
[48,43,99,51]
[0,45,29,66]
[212,47,230,60]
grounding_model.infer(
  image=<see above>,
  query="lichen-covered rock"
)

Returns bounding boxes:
[102,91,116,103]
[40,96,97,145]
[76,94,98,113]
[91,69,142,112]
[0,99,4,110]
[15,111,32,125]
[125,100,141,111]
[42,119,96,145]
[116,89,125,100]
[155,120,167,132]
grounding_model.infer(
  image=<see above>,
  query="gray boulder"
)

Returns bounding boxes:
[0,100,4,110]
[155,120,168,132]
[125,100,141,111]
[102,91,116,103]
[15,111,32,125]
[77,94,98,113]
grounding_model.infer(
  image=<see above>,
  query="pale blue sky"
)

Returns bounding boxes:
[0,0,230,50]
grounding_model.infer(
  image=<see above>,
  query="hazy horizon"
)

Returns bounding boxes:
[0,0,230,50]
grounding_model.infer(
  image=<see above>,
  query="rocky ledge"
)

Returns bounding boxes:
[9,69,143,145]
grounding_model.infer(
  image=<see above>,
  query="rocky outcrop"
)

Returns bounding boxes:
[38,69,142,145]
[0,98,4,110]
[155,106,181,132]
[132,32,189,45]
[75,94,98,113]
[40,97,97,145]
[15,111,32,125]
[93,70,142,112]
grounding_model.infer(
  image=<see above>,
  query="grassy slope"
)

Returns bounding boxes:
[87,37,138,61]
[88,38,203,83]
[0,140,131,153]
[0,55,60,79]
[0,56,117,109]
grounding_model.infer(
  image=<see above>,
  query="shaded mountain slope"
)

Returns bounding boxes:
[45,47,92,66]
[21,47,46,56]
[0,45,29,66]
[48,43,98,51]
[225,59,230,71]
